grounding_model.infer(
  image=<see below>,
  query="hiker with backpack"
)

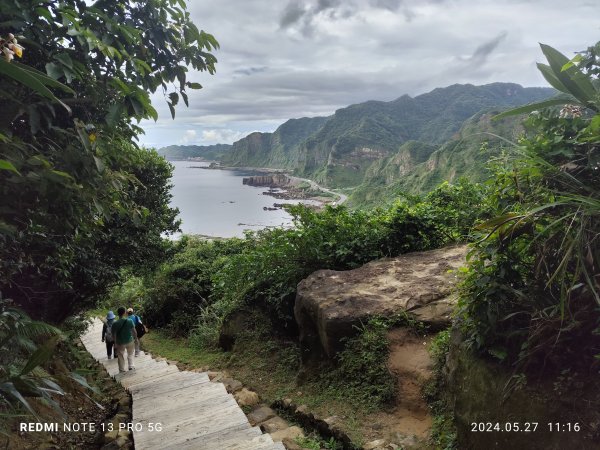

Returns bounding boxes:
[127,307,146,357]
[112,306,138,372]
[101,310,117,359]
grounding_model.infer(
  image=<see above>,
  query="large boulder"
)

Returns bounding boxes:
[294,245,467,362]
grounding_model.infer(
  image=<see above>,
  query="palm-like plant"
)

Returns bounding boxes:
[0,299,65,420]
[464,41,600,367]
[495,42,600,118]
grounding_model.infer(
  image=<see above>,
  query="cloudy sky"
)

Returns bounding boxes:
[138,0,600,149]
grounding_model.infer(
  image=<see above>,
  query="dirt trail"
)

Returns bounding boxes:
[363,328,435,447]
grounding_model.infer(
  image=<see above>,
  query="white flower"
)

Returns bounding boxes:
[9,43,23,58]
[2,46,14,62]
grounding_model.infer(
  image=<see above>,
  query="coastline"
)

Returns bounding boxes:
[192,161,348,206]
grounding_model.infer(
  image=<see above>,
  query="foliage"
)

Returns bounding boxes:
[136,180,485,348]
[0,0,217,322]
[1,141,180,321]
[459,41,600,371]
[325,318,395,407]
[348,113,528,207]
[139,237,247,336]
[0,298,64,420]
[495,42,600,119]
[424,330,458,449]
[295,435,344,450]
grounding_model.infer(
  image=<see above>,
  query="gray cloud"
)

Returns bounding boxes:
[279,0,412,35]
[232,66,269,76]
[139,0,600,147]
[369,0,403,11]
[316,0,342,13]
[467,31,509,65]
[279,2,307,28]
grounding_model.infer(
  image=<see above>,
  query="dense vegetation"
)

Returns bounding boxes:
[2,2,597,442]
[130,42,600,406]
[348,112,526,207]
[0,0,217,420]
[459,42,600,372]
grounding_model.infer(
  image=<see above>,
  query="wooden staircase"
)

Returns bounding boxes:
[81,318,286,450]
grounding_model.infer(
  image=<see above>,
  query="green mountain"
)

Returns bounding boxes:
[221,116,329,168]
[157,143,232,161]
[295,83,554,187]
[219,83,553,199]
[347,111,525,207]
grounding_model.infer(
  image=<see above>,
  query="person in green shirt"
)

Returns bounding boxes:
[111,306,138,373]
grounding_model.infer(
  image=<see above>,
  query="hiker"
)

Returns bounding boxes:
[127,307,146,356]
[101,310,117,359]
[111,306,138,372]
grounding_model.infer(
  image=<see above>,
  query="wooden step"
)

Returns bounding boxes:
[129,371,208,396]
[81,318,285,450]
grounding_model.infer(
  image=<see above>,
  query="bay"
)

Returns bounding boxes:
[168,160,313,238]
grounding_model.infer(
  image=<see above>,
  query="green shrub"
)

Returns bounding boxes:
[459,42,600,370]
[326,318,396,408]
[137,237,247,336]
[425,330,458,449]
[132,180,486,347]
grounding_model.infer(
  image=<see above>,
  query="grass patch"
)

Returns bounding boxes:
[296,434,344,450]
[227,325,369,445]
[141,329,225,368]
[424,330,458,449]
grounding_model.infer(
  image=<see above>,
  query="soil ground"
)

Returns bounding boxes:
[361,329,435,448]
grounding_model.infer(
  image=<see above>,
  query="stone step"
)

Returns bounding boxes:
[135,417,251,450]
[113,359,169,379]
[173,427,270,450]
[134,392,238,422]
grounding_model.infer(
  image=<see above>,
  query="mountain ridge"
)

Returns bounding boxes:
[159,82,555,206]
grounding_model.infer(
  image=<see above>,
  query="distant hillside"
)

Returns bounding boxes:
[160,83,555,208]
[221,116,329,168]
[347,111,526,207]
[220,83,553,198]
[295,83,554,187]
[157,143,232,161]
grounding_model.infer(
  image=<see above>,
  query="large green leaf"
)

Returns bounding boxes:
[493,96,574,120]
[12,61,75,94]
[69,372,100,394]
[0,382,36,418]
[540,44,598,110]
[0,159,20,175]
[536,63,569,93]
[0,60,72,113]
[20,336,61,376]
